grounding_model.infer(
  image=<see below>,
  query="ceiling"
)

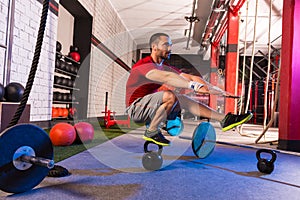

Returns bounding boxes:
[109,0,283,57]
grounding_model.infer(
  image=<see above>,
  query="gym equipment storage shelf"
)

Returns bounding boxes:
[52,100,79,104]
[52,50,80,119]
[53,84,80,91]
[54,68,79,78]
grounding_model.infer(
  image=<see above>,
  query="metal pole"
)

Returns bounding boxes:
[4,0,16,85]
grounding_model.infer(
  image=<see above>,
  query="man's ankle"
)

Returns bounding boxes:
[145,129,159,137]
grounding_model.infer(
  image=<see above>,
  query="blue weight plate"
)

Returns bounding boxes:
[192,122,216,158]
[166,117,184,136]
[0,124,53,193]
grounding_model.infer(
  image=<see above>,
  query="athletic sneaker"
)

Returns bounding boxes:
[220,112,253,132]
[143,129,171,146]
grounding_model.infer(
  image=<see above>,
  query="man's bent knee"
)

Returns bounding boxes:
[162,90,177,105]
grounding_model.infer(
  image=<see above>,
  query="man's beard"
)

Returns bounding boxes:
[160,52,171,60]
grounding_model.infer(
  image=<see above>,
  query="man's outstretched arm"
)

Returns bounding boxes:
[145,69,203,91]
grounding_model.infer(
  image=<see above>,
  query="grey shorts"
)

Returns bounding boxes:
[126,91,180,123]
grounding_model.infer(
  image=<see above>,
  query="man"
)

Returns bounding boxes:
[126,33,252,146]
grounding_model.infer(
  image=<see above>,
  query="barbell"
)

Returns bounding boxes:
[0,124,54,194]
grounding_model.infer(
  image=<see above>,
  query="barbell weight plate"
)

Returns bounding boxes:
[166,117,184,136]
[192,122,216,159]
[0,124,53,194]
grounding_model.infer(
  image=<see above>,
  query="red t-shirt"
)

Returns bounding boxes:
[126,56,181,106]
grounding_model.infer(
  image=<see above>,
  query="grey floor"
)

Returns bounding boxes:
[1,120,300,200]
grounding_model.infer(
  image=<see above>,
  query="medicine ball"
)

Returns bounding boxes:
[61,78,68,86]
[56,93,63,101]
[69,45,80,62]
[67,79,73,87]
[57,107,63,117]
[69,65,75,74]
[56,53,62,60]
[4,82,25,102]
[74,122,94,143]
[60,60,66,71]
[52,107,59,118]
[0,83,5,101]
[62,108,68,117]
[49,123,76,146]
[56,41,62,52]
[70,45,79,52]
[55,59,60,68]
[73,65,78,73]
[62,93,68,101]
[69,52,81,62]
[68,107,77,119]
[67,93,72,101]
[65,63,71,72]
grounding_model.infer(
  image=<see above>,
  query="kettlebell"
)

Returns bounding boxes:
[256,149,277,174]
[142,141,163,171]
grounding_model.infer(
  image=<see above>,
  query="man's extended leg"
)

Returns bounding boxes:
[177,95,252,131]
[177,95,225,121]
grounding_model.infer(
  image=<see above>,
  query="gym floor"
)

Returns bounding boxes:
[1,120,300,199]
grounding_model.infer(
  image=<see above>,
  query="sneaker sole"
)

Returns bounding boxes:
[222,113,253,132]
[142,136,170,146]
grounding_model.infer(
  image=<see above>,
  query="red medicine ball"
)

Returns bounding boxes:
[74,122,94,143]
[52,107,59,118]
[69,52,81,62]
[49,123,76,146]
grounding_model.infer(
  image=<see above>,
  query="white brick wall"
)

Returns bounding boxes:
[1,0,136,121]
[85,0,136,118]
[7,0,57,121]
[77,0,94,17]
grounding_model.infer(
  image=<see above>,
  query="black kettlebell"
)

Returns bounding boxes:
[256,149,277,174]
[142,141,163,171]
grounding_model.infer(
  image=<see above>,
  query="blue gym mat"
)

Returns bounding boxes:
[1,125,300,200]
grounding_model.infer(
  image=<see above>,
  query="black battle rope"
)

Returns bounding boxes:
[6,0,70,177]
[7,0,49,128]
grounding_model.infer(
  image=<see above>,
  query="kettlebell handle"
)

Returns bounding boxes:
[256,149,277,163]
[144,141,163,155]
